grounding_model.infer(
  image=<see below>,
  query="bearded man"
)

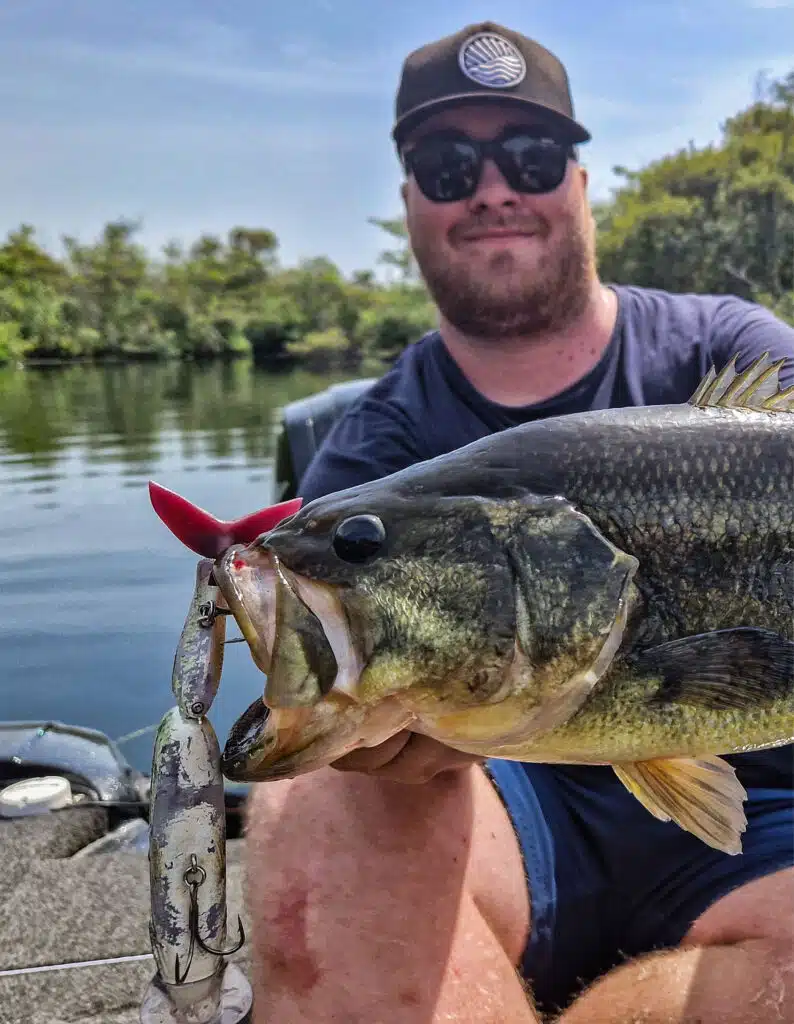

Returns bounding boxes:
[244,22,794,1023]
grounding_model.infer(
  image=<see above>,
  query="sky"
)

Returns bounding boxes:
[0,0,793,275]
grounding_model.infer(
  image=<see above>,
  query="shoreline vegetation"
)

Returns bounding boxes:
[2,74,793,373]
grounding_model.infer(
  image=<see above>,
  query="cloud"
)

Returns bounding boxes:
[30,21,390,99]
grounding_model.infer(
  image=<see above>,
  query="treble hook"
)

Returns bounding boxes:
[174,854,246,985]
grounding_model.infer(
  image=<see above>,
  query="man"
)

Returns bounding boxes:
[245,22,794,1023]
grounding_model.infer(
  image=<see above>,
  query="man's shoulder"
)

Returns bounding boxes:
[614,283,791,337]
[296,330,445,501]
[614,284,794,380]
[355,329,443,413]
[614,282,763,325]
[327,328,451,441]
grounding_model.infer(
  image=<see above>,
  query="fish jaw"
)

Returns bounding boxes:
[212,545,276,678]
[221,694,414,782]
[213,544,365,708]
[220,697,297,780]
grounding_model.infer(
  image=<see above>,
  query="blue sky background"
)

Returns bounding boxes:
[1,0,793,274]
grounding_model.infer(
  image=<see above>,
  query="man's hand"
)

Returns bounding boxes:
[330,730,484,784]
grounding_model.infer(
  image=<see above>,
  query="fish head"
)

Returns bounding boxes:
[213,478,639,748]
[213,485,526,712]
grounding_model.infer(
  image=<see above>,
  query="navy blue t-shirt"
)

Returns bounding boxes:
[300,284,794,500]
[298,284,794,788]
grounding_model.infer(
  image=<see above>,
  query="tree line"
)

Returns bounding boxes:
[1,71,792,370]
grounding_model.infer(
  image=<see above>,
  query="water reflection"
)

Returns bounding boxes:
[0,360,340,481]
[0,360,341,773]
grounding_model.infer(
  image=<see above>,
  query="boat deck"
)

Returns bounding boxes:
[0,807,251,1024]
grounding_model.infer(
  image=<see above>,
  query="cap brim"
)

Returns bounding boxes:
[392,93,591,149]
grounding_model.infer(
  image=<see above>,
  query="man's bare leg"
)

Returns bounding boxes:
[558,867,794,1024]
[243,763,535,1023]
[244,749,792,1024]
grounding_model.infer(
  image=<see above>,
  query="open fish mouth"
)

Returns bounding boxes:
[212,544,364,709]
[220,698,315,781]
[221,693,414,782]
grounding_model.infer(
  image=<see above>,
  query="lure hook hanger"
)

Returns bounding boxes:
[197,600,231,629]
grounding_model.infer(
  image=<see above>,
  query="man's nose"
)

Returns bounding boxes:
[467,157,518,211]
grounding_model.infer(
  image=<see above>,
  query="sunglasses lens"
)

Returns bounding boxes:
[406,131,570,201]
[408,139,481,202]
[499,135,569,193]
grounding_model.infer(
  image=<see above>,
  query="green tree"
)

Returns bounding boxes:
[595,69,794,320]
[368,216,421,284]
[3,70,793,369]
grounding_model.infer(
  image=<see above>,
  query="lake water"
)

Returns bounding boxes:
[0,360,341,776]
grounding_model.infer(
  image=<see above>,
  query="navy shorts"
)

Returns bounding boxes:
[485,758,794,1016]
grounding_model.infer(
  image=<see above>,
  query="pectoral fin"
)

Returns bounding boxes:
[635,627,794,710]
[612,754,747,855]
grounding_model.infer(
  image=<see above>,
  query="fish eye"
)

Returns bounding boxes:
[332,514,386,563]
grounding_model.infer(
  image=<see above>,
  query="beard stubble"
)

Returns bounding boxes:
[410,208,594,340]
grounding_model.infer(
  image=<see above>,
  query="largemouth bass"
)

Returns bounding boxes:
[153,354,794,855]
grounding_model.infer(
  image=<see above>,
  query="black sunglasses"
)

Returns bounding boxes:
[402,128,576,203]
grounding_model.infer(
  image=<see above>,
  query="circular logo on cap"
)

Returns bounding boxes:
[458,32,527,89]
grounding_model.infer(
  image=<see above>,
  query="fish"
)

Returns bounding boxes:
[150,353,794,856]
[220,695,414,783]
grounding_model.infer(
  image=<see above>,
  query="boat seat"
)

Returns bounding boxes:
[273,378,377,500]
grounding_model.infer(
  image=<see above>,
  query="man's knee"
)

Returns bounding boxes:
[682,866,794,949]
[243,764,529,960]
[667,869,794,1024]
[241,765,531,1019]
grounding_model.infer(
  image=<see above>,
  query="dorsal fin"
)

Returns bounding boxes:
[689,352,794,411]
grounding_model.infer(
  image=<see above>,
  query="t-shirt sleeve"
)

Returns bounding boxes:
[709,298,794,387]
[297,400,424,503]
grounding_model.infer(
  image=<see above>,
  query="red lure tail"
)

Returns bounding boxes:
[148,480,303,558]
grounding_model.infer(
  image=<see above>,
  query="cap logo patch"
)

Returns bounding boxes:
[458,32,526,89]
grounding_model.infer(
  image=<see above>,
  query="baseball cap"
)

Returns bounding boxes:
[392,22,590,150]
